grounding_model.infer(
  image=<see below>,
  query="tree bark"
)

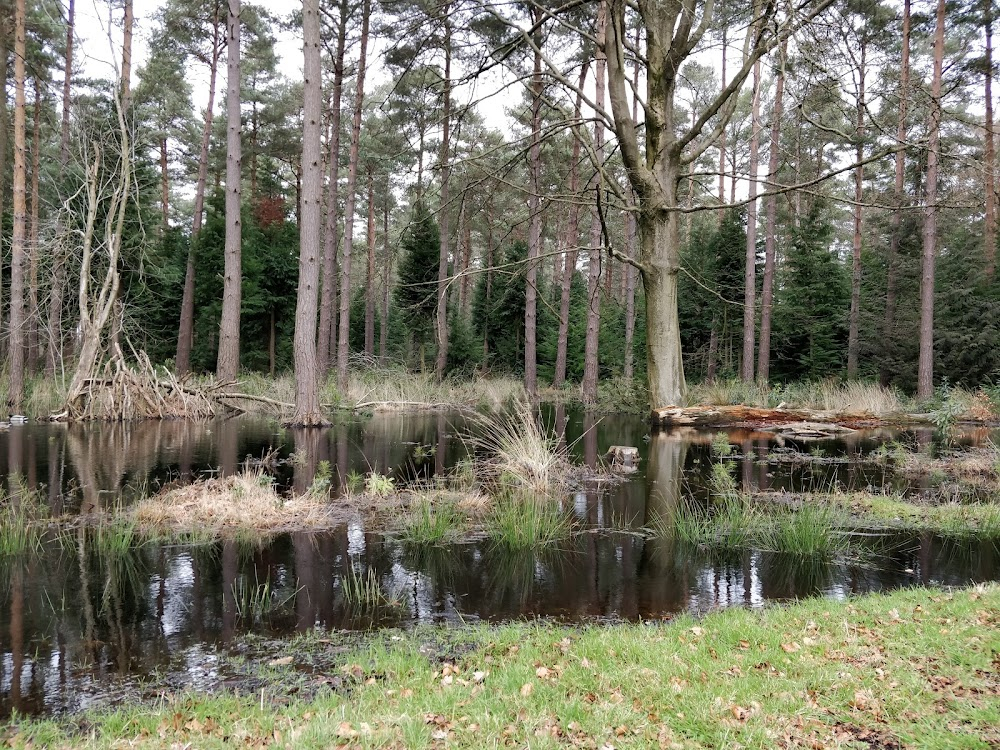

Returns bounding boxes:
[847,36,866,379]
[986,0,996,280]
[525,5,543,400]
[121,0,133,111]
[176,6,222,375]
[740,57,762,382]
[882,0,909,386]
[292,0,327,425]
[553,61,588,386]
[28,81,40,373]
[336,0,370,392]
[582,0,607,405]
[380,179,390,360]
[0,25,8,359]
[717,26,727,219]
[217,0,242,381]
[757,40,785,383]
[8,0,27,412]
[918,0,945,400]
[624,32,640,382]
[364,167,376,356]
[318,0,348,375]
[434,11,453,380]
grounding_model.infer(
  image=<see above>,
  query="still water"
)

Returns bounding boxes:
[0,411,997,717]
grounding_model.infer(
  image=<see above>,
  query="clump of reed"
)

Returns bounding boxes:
[485,489,570,549]
[0,482,48,558]
[343,366,524,411]
[133,465,331,538]
[341,565,401,612]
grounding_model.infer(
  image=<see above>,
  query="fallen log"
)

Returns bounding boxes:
[650,405,929,430]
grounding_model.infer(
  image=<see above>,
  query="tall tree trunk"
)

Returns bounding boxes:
[160,138,169,229]
[882,0,909,386]
[28,81,40,373]
[0,26,8,359]
[217,0,242,381]
[364,167,376,356]
[553,61,589,386]
[624,37,640,383]
[8,0,27,412]
[918,0,945,400]
[434,11,452,380]
[336,0,370,392]
[176,8,221,375]
[757,40,785,383]
[121,0,133,112]
[45,0,75,377]
[986,0,996,280]
[380,180,390,360]
[458,197,472,313]
[525,6,543,399]
[292,0,327,425]
[717,26,727,219]
[847,37,866,379]
[740,58,761,382]
[582,1,607,405]
[317,0,347,375]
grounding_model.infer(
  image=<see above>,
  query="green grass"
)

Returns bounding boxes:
[341,565,399,612]
[760,504,851,558]
[485,490,570,549]
[400,498,467,546]
[8,585,1000,749]
[0,482,47,558]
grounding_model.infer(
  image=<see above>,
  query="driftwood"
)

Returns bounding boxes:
[651,405,925,430]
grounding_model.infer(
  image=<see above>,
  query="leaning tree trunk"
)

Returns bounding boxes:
[291,0,327,426]
[317,0,347,375]
[336,0,370,393]
[917,0,945,400]
[217,0,242,382]
[581,0,607,406]
[176,8,221,376]
[8,0,27,413]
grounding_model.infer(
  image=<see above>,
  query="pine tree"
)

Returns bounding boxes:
[395,202,441,370]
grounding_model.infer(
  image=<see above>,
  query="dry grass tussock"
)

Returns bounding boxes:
[471,400,570,493]
[133,466,332,535]
[346,370,524,411]
[687,378,908,415]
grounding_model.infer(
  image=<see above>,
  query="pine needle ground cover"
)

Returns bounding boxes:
[8,585,999,749]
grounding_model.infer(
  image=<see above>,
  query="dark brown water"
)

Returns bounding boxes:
[0,412,997,717]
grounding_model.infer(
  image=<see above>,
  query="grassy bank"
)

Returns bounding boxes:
[7,584,999,749]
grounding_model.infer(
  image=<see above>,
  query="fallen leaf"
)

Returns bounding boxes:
[268,656,294,666]
[781,642,801,653]
[520,683,534,697]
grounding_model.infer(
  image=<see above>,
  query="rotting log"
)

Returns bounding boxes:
[651,405,932,430]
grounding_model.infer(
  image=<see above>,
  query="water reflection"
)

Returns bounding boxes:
[0,413,998,718]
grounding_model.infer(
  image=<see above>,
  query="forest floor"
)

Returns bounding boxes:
[5,584,999,749]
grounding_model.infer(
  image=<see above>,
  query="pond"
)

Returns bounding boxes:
[1,410,998,717]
